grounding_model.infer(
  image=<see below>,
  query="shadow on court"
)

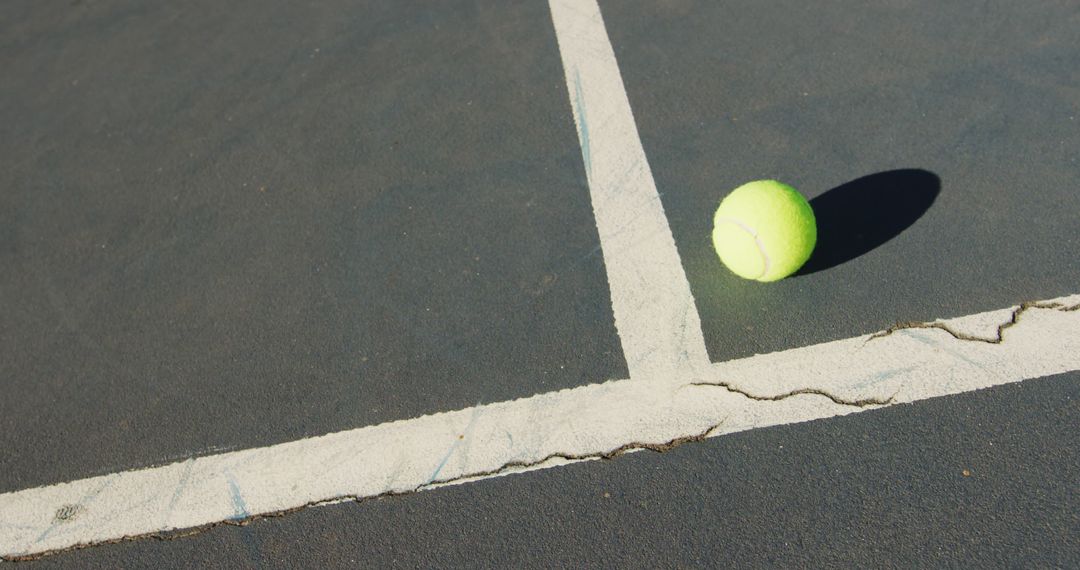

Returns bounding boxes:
[798,169,941,276]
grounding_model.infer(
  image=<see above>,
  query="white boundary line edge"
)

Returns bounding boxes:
[549,0,710,381]
[3,297,1078,559]
[2,0,1078,559]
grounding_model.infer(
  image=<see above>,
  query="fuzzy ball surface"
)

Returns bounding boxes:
[712,180,817,282]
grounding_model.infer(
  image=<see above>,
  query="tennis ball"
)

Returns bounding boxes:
[712,180,816,282]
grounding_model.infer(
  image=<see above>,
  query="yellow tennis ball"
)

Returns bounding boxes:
[712,180,816,282]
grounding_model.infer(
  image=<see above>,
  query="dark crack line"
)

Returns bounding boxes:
[16,300,1075,561]
[868,301,1080,344]
[686,300,1080,409]
[2,422,727,562]
[687,381,893,408]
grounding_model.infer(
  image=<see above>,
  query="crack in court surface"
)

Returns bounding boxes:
[685,381,895,408]
[869,301,1080,344]
[1,423,727,563]
[3,294,1078,561]
[3,0,1079,560]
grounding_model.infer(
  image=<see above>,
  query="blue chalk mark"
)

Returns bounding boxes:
[849,366,919,391]
[572,67,592,182]
[428,401,484,484]
[0,523,38,532]
[226,474,250,521]
[429,447,457,485]
[225,473,264,567]
[902,329,990,371]
[34,475,116,545]
[872,366,916,383]
[163,458,195,524]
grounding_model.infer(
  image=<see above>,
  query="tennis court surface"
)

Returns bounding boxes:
[2,0,1079,566]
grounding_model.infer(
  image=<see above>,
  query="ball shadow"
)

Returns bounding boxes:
[797,169,940,276]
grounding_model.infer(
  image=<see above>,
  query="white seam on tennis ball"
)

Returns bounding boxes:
[714,217,771,279]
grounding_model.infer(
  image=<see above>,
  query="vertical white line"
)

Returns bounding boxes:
[548,0,710,381]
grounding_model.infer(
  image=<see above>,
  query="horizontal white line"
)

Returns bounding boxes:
[2,295,1078,559]
[4,0,1079,561]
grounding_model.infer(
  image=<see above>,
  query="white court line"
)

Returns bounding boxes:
[549,0,709,381]
[2,0,1079,560]
[2,297,1079,559]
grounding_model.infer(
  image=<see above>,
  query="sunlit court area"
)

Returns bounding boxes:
[2,0,1079,566]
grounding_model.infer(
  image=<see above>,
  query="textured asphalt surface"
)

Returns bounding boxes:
[3,0,1079,567]
[603,0,1080,361]
[1,0,625,494]
[26,371,1080,568]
